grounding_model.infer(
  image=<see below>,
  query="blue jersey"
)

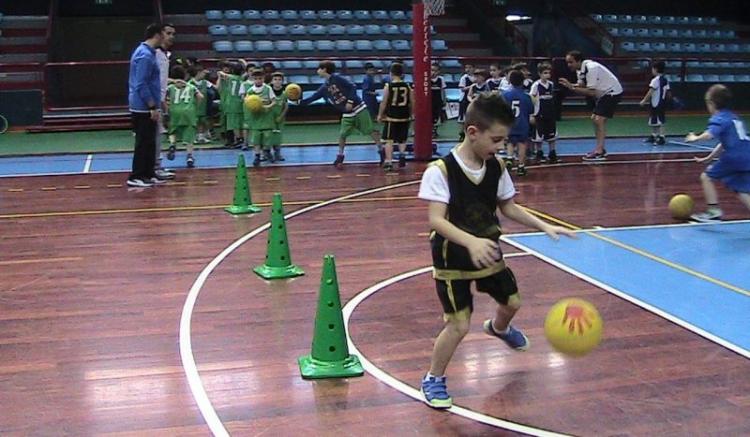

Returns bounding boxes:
[361,74,379,117]
[708,110,750,166]
[502,87,533,138]
[300,73,364,114]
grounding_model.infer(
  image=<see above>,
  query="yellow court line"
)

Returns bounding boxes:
[0,195,421,220]
[264,177,280,181]
[7,188,24,192]
[40,187,57,191]
[0,256,83,266]
[73,185,90,189]
[355,174,371,177]
[521,206,750,297]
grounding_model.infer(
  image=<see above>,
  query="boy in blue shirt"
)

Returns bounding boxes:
[298,60,383,168]
[685,84,750,221]
[362,62,380,121]
[502,70,534,176]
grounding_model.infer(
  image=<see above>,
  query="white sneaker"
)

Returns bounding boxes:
[126,178,154,188]
[690,209,723,222]
[149,177,167,185]
[155,169,175,180]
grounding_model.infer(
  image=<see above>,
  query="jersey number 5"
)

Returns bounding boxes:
[511,100,520,118]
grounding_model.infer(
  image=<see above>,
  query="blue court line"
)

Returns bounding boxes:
[0,137,704,178]
[503,222,750,358]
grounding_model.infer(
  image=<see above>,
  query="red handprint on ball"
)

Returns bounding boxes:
[562,304,593,335]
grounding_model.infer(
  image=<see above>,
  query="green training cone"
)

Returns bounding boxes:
[225,154,261,215]
[298,255,363,379]
[253,193,305,279]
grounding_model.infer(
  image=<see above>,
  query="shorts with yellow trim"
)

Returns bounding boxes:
[434,267,518,318]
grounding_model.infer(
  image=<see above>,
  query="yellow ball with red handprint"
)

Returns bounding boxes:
[544,298,602,357]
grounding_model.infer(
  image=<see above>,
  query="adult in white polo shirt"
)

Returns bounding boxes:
[558,50,623,161]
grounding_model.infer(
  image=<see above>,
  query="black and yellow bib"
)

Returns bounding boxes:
[430,153,506,280]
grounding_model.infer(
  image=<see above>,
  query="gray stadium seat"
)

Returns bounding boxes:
[390,11,407,20]
[255,41,274,52]
[354,40,373,51]
[243,10,260,20]
[209,25,228,36]
[262,10,279,20]
[373,40,392,51]
[373,10,389,20]
[224,10,242,20]
[666,60,682,68]
[229,25,247,36]
[234,41,253,52]
[300,10,317,20]
[213,41,233,52]
[309,25,326,35]
[289,75,309,84]
[690,17,704,24]
[281,10,298,20]
[249,25,266,36]
[315,40,335,51]
[351,74,366,83]
[393,40,410,51]
[336,40,354,51]
[328,24,346,35]
[296,40,314,51]
[382,24,400,35]
[270,25,286,35]
[337,10,354,20]
[282,61,303,69]
[706,17,718,24]
[275,40,294,51]
[365,24,381,35]
[319,10,336,20]
[354,10,371,20]
[346,25,365,35]
[206,10,222,20]
[289,25,306,35]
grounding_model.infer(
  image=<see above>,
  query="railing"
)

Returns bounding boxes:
[558,0,614,55]
[153,0,163,22]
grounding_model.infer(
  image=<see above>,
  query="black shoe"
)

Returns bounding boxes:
[264,150,274,163]
[186,155,195,168]
[253,155,261,167]
[378,148,385,166]
[503,157,515,170]
[535,150,545,162]
[548,150,559,163]
[516,165,527,176]
[643,135,656,144]
[333,154,345,168]
[167,145,176,161]
[383,162,393,172]
[655,136,666,145]
[274,151,285,162]
[398,154,406,168]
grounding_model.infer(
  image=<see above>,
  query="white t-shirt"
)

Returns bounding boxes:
[649,75,670,108]
[418,150,516,204]
[578,60,623,98]
[156,48,170,102]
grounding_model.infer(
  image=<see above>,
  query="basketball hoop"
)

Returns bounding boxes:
[425,0,445,16]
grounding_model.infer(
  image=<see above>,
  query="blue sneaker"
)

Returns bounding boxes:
[421,374,452,409]
[483,319,530,351]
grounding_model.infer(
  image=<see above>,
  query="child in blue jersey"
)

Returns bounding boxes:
[685,84,750,221]
[502,70,534,176]
[297,60,383,168]
[362,62,380,120]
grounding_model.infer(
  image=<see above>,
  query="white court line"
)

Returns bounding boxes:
[501,237,750,360]
[505,218,750,238]
[666,140,714,151]
[179,180,420,437]
[341,253,571,437]
[83,154,93,173]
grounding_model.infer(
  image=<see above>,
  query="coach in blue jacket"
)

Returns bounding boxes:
[127,24,164,188]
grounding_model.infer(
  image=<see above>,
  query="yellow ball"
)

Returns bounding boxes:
[285,83,302,100]
[544,298,602,357]
[244,94,263,113]
[668,193,694,220]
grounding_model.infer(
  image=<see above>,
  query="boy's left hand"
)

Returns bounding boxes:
[685,132,699,142]
[543,225,577,241]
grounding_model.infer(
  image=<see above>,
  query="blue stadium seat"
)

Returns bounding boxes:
[367,60,384,69]
[310,75,325,84]
[249,25,266,35]
[647,16,661,24]
[665,60,682,68]
[686,60,700,68]
[404,60,414,67]
[354,40,373,51]
[632,15,647,23]
[620,41,636,52]
[354,10,371,20]
[303,60,319,69]
[686,74,703,82]
[708,30,721,39]
[608,27,619,36]
[224,10,242,20]
[679,29,692,38]
[336,40,354,51]
[735,75,750,82]
[373,10,389,20]
[243,10,260,20]
[281,10,298,20]
[400,24,413,34]
[620,28,634,37]
[319,10,336,20]
[206,10,222,20]
[289,25,306,35]
[649,28,663,37]
[707,17,718,24]
[328,24,346,35]
[288,75,309,84]
[282,60,303,69]
[315,40,335,51]
[602,15,617,23]
[393,40,410,51]
[373,40,392,51]
[694,29,706,38]
[697,43,711,53]
[269,25,287,35]
[676,16,690,25]
[721,30,735,39]
[441,59,462,68]
[300,10,317,20]
[346,60,365,68]
[711,43,726,53]
[262,10,279,20]
[296,40,314,51]
[726,43,740,53]
[445,88,462,102]
[234,41,253,52]
[275,40,294,51]
[702,61,717,68]
[365,24,381,35]
[743,43,750,52]
[382,24,400,35]
[719,74,735,82]
[351,74,365,83]
[652,42,667,52]
[703,74,719,82]
[667,42,682,52]
[665,74,680,83]
[636,42,651,51]
[662,16,676,24]
[591,14,603,22]
[432,40,448,51]
[617,15,633,23]
[209,25,228,36]
[690,17,704,24]
[404,74,413,82]
[309,25,326,35]
[213,41,233,52]
[255,41,274,52]
[665,29,678,38]
[337,10,354,20]
[635,28,649,38]
[229,25,248,36]
[390,11,407,20]
[346,25,365,35]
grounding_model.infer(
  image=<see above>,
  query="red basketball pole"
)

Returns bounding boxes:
[412,0,432,161]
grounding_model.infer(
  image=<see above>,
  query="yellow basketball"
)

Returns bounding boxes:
[668,193,694,220]
[544,298,602,357]
[285,83,302,100]
[244,94,263,113]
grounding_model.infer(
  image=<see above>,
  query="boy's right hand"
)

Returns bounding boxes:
[467,237,502,269]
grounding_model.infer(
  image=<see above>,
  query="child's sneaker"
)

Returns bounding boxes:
[186,155,195,168]
[690,208,723,222]
[655,136,666,146]
[643,135,656,144]
[383,162,393,172]
[516,164,527,176]
[333,154,345,168]
[264,150,275,163]
[253,155,261,167]
[535,149,545,162]
[582,150,607,161]
[483,320,529,351]
[548,150,559,163]
[421,374,452,409]
[167,145,176,161]
[398,154,406,168]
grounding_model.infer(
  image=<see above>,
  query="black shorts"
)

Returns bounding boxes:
[435,267,519,314]
[649,106,666,126]
[593,93,621,119]
[533,117,558,142]
[432,97,444,124]
[382,121,410,143]
[458,99,469,122]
